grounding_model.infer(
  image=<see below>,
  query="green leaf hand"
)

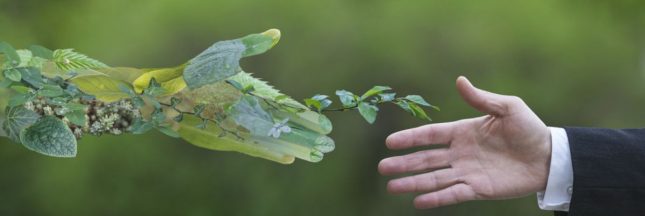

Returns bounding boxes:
[0,29,436,164]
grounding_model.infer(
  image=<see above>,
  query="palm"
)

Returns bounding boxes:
[379,77,551,209]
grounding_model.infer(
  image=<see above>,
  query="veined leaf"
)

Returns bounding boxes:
[404,95,432,107]
[20,116,77,157]
[2,106,40,143]
[38,84,64,97]
[53,49,108,72]
[18,67,44,88]
[358,102,378,124]
[336,90,357,108]
[69,75,132,102]
[361,86,391,99]
[184,39,244,89]
[4,69,21,82]
[408,102,432,121]
[183,29,282,89]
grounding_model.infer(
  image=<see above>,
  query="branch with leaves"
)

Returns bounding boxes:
[0,29,438,164]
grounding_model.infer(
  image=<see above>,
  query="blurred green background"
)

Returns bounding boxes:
[1,0,645,215]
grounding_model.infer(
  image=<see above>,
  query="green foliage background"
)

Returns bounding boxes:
[1,0,644,215]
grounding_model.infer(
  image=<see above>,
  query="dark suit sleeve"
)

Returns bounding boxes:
[562,127,645,216]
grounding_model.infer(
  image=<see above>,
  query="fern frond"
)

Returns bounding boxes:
[229,71,308,109]
[53,49,108,72]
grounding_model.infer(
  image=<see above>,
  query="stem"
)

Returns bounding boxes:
[158,102,245,140]
[321,105,358,112]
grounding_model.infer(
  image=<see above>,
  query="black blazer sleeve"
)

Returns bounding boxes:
[559,127,645,216]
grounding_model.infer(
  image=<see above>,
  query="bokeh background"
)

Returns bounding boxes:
[1,0,645,215]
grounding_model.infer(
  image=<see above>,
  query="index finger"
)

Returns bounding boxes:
[385,122,457,150]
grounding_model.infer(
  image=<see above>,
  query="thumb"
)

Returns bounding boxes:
[456,76,514,116]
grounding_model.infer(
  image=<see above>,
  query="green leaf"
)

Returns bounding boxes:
[156,126,180,138]
[306,95,331,112]
[395,100,413,113]
[240,29,281,57]
[4,69,21,82]
[0,42,19,66]
[184,39,245,89]
[336,90,357,107]
[52,49,108,72]
[408,102,432,121]
[183,29,281,89]
[170,97,182,108]
[69,75,132,102]
[64,110,86,126]
[29,45,54,60]
[361,86,392,99]
[379,93,396,102]
[132,66,186,95]
[143,78,166,96]
[404,95,432,107]
[357,102,379,124]
[8,93,35,107]
[193,104,206,116]
[3,106,40,142]
[18,67,44,88]
[177,115,295,164]
[19,116,77,157]
[38,84,64,97]
[10,85,31,94]
[304,98,321,112]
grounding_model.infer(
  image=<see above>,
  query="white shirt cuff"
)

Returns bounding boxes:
[537,127,573,211]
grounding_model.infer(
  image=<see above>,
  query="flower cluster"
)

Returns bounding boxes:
[24,97,140,138]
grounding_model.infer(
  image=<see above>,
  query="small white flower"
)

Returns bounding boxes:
[24,101,35,111]
[43,106,54,115]
[73,128,83,137]
[268,118,291,138]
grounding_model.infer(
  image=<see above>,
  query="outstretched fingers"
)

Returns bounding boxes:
[414,183,477,209]
[386,122,457,150]
[378,148,451,175]
[387,169,460,194]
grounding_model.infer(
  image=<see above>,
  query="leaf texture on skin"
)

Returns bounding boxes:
[183,40,245,89]
[177,115,295,164]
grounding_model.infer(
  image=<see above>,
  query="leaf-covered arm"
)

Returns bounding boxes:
[0,28,436,165]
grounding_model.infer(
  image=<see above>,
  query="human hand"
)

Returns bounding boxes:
[378,76,552,209]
